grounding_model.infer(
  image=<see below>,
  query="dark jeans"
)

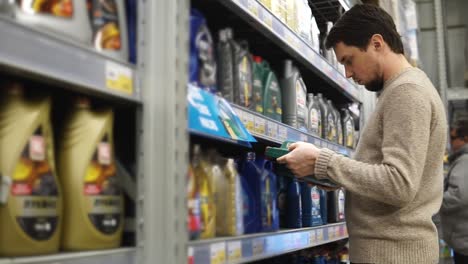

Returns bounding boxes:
[454,251,468,264]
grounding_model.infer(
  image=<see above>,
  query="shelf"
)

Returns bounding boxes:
[0,17,140,104]
[0,248,136,264]
[217,0,361,103]
[188,222,347,264]
[232,105,354,157]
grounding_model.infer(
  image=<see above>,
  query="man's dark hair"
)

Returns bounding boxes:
[325,4,404,54]
[452,120,468,139]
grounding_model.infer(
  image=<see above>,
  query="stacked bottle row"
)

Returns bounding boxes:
[190,9,356,148]
[188,145,345,240]
[253,243,350,264]
[0,83,123,257]
[0,0,137,63]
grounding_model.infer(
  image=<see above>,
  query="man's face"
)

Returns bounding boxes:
[334,41,383,92]
[450,128,466,153]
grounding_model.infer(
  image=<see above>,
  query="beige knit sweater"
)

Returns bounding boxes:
[315,67,447,264]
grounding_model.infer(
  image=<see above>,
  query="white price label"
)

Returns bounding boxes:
[267,122,278,138]
[106,61,134,94]
[329,227,335,240]
[228,241,242,262]
[210,242,226,264]
[300,133,308,142]
[278,126,287,141]
[247,0,259,17]
[252,238,264,256]
[245,113,255,132]
[254,116,266,134]
[316,229,324,242]
[309,230,317,245]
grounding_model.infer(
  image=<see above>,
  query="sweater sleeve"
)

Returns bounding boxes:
[441,156,468,213]
[314,84,432,207]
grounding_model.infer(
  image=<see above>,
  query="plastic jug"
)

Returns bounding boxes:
[217,28,235,102]
[252,56,265,114]
[220,159,244,236]
[277,175,288,228]
[281,60,308,131]
[8,0,91,43]
[0,84,62,256]
[307,93,322,137]
[57,98,123,250]
[262,62,282,122]
[326,99,337,143]
[256,158,279,232]
[88,0,129,61]
[319,189,327,225]
[328,188,345,223]
[286,178,302,228]
[341,109,355,149]
[300,182,312,227]
[232,40,254,108]
[191,145,215,239]
[190,9,217,93]
[310,186,322,226]
[316,93,328,138]
[187,165,201,240]
[333,106,343,145]
[238,152,261,234]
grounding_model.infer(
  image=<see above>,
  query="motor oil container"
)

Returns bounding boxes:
[319,189,327,225]
[218,159,243,236]
[300,182,312,227]
[316,93,327,138]
[232,40,254,108]
[210,151,243,237]
[217,28,235,102]
[0,84,62,256]
[7,0,91,43]
[286,178,301,228]
[125,0,137,63]
[310,186,322,226]
[256,157,279,232]
[262,62,282,122]
[88,0,129,61]
[187,165,201,240]
[341,109,355,149]
[252,56,265,114]
[307,93,322,138]
[190,9,217,93]
[326,100,337,143]
[296,0,311,41]
[277,175,288,228]
[191,145,215,239]
[238,152,261,234]
[333,106,343,146]
[57,98,123,250]
[327,188,345,223]
[285,0,297,33]
[271,0,287,23]
[281,60,308,131]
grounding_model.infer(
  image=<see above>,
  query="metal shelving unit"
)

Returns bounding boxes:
[189,223,347,264]
[0,17,140,104]
[0,248,135,264]
[217,0,361,103]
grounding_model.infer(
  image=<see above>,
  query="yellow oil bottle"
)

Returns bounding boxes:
[0,83,62,256]
[57,98,123,250]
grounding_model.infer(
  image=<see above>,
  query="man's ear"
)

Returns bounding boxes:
[370,34,384,50]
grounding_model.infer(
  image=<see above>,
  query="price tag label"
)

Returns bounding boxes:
[210,242,226,264]
[309,230,317,245]
[247,0,259,17]
[278,126,287,142]
[227,241,242,262]
[252,238,264,256]
[335,226,341,238]
[267,121,278,139]
[299,133,308,142]
[254,116,266,135]
[244,113,255,132]
[316,229,324,242]
[106,61,134,94]
[329,227,335,240]
[264,12,273,30]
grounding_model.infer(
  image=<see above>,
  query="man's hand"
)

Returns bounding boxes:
[276,142,321,177]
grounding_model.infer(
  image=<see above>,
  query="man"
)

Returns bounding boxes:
[277,4,447,264]
[440,121,468,264]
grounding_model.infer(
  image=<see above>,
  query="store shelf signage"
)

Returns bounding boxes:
[188,85,256,143]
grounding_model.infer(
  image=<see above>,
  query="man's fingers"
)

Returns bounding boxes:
[276,153,289,164]
[287,142,299,151]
